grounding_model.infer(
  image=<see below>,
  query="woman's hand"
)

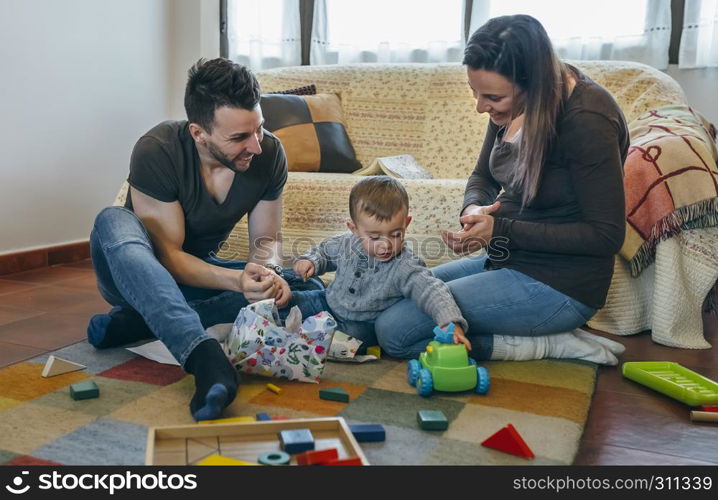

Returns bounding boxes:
[442,201,500,255]
[442,215,496,255]
[460,201,501,230]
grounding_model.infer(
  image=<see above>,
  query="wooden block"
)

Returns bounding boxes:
[196,454,259,466]
[350,424,385,442]
[691,411,718,423]
[70,381,99,400]
[326,457,363,466]
[198,416,255,425]
[255,413,272,421]
[296,448,339,465]
[267,383,282,395]
[481,423,535,459]
[258,451,291,465]
[417,410,448,431]
[42,355,85,377]
[366,346,381,358]
[279,429,315,454]
[319,387,349,403]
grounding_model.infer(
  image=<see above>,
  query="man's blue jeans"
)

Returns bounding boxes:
[90,206,323,367]
[374,255,597,360]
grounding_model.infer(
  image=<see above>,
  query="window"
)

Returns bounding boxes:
[312,0,465,64]
[471,0,672,69]
[227,0,301,70]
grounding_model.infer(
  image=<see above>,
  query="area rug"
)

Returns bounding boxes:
[0,341,596,465]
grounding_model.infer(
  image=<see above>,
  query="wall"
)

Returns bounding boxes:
[667,66,718,125]
[167,0,221,119]
[0,0,171,255]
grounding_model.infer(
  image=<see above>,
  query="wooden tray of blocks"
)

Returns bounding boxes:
[145,417,369,465]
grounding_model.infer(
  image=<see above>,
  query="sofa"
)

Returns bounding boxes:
[115,61,718,349]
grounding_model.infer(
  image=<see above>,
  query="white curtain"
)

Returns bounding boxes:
[311,0,465,65]
[469,0,672,69]
[228,0,301,70]
[680,0,718,68]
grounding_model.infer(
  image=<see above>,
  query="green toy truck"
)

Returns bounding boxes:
[407,324,490,397]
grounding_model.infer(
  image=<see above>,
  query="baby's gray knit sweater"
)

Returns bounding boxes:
[298,232,468,331]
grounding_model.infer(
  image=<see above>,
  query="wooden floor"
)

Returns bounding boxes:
[0,260,716,465]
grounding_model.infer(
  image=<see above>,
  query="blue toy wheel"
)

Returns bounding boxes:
[469,358,477,366]
[417,369,433,397]
[475,366,490,395]
[407,359,421,387]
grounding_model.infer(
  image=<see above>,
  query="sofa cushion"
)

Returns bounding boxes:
[260,93,361,173]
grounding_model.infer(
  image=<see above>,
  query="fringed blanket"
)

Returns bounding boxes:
[621,105,718,280]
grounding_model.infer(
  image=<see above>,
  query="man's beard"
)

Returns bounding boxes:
[206,141,249,173]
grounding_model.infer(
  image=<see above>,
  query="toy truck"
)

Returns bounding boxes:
[407,323,490,397]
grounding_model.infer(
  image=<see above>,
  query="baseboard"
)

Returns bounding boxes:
[0,241,90,276]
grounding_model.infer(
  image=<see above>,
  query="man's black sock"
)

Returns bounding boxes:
[87,306,154,349]
[184,339,239,421]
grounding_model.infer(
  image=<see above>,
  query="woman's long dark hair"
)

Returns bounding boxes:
[463,15,571,206]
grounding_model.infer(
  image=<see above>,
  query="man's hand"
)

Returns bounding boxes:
[452,324,472,351]
[272,274,292,308]
[240,262,276,303]
[293,259,315,281]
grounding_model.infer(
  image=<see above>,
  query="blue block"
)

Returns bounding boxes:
[433,323,455,344]
[279,429,315,454]
[256,413,272,421]
[350,424,386,443]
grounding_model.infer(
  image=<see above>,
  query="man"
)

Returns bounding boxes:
[87,58,321,421]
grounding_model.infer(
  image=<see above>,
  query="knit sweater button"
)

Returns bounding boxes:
[354,271,361,277]
[349,288,355,294]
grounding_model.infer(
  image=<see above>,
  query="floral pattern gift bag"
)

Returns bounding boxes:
[224,299,337,383]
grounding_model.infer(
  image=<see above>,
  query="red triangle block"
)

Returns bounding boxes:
[481,423,535,459]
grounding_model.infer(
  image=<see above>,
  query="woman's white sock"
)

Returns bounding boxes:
[491,330,621,365]
[573,328,626,355]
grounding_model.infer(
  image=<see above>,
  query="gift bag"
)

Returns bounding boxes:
[224,299,336,383]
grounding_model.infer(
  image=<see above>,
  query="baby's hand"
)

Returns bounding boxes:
[452,324,472,351]
[293,259,315,281]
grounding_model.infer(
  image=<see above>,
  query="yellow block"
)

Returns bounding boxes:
[198,416,255,425]
[197,454,259,466]
[367,346,381,358]
[267,383,282,395]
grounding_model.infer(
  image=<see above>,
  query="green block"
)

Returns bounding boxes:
[319,387,349,403]
[417,410,448,431]
[70,381,99,400]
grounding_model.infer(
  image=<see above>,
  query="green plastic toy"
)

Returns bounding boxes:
[622,361,718,406]
[407,324,490,397]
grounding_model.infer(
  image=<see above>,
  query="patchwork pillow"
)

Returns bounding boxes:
[260,93,361,173]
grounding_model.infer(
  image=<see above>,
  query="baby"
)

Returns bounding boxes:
[286,176,470,350]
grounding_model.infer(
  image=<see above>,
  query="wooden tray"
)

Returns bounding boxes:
[146,417,369,465]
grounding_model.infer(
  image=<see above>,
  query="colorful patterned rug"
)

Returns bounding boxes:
[0,341,596,465]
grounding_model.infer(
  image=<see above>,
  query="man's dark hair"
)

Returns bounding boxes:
[184,58,261,133]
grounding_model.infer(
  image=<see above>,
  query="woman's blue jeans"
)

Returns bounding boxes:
[89,206,323,366]
[374,254,597,360]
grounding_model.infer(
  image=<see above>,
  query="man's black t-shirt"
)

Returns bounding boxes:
[125,120,287,258]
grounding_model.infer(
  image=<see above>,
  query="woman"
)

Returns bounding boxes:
[375,14,628,364]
